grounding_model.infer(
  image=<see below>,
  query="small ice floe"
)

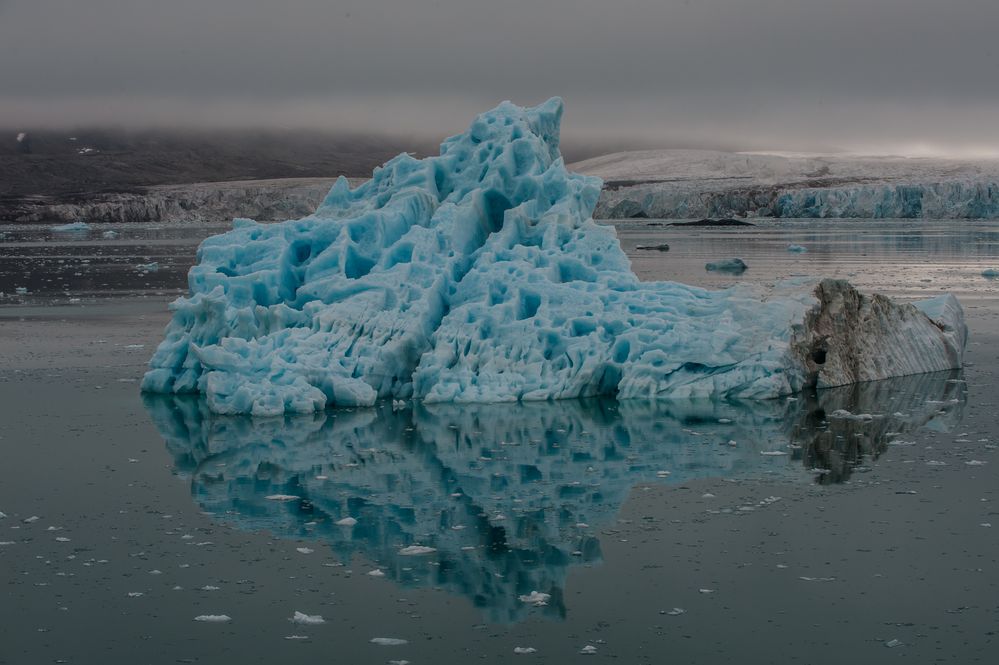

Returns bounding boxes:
[388,661,411,665]
[635,243,670,251]
[665,607,686,616]
[518,591,551,606]
[799,576,836,582]
[265,494,300,501]
[514,646,538,654]
[884,638,903,648]
[127,592,144,597]
[926,460,947,466]
[124,344,144,349]
[829,409,876,420]
[55,537,70,542]
[370,637,408,646]
[705,258,747,274]
[698,588,715,594]
[194,615,231,623]
[398,545,436,556]
[149,569,162,575]
[102,230,119,239]
[701,493,715,499]
[965,460,987,466]
[200,585,220,591]
[290,611,325,625]
[296,547,314,555]
[0,511,6,519]
[391,399,408,411]
[335,517,358,526]
[760,450,788,456]
[51,221,91,232]
[787,244,808,253]
[580,645,598,655]
[23,515,40,523]
[368,569,385,577]
[284,635,309,640]
[982,268,999,279]
[14,287,28,295]
[656,470,671,478]
[135,262,159,272]
[0,541,15,546]
[980,523,992,528]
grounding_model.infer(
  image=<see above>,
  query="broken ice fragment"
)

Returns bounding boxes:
[194,615,231,623]
[518,591,551,606]
[705,258,748,273]
[335,517,358,526]
[370,637,408,646]
[290,611,325,625]
[398,545,436,556]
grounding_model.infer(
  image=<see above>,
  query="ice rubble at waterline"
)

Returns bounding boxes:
[142,98,967,416]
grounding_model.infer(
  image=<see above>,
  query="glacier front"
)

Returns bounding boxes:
[142,99,967,416]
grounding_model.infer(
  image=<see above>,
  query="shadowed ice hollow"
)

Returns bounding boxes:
[142,99,966,415]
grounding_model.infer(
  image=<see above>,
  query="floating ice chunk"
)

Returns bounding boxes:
[335,517,358,526]
[760,450,788,456]
[368,569,385,577]
[698,588,714,594]
[102,230,119,239]
[370,637,408,646]
[0,511,6,519]
[296,547,314,555]
[518,591,551,606]
[514,647,538,654]
[580,645,598,655]
[194,614,231,623]
[284,635,309,640]
[787,244,808,253]
[884,639,903,648]
[799,576,836,582]
[705,258,748,273]
[23,515,39,523]
[0,541,14,546]
[265,494,300,501]
[635,243,670,251]
[142,99,966,415]
[666,607,686,615]
[398,545,436,556]
[965,460,987,466]
[135,262,159,272]
[51,221,90,232]
[127,592,144,597]
[290,611,325,625]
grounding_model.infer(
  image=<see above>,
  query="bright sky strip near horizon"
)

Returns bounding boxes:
[2,0,999,155]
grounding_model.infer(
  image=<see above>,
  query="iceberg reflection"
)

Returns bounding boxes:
[144,370,964,622]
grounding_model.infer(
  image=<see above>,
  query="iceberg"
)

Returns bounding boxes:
[142,99,967,415]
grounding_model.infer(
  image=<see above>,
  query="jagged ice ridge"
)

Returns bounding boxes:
[142,99,967,415]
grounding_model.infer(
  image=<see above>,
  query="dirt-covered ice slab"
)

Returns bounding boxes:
[141,99,967,415]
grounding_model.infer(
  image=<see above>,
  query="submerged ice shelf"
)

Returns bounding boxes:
[142,99,968,415]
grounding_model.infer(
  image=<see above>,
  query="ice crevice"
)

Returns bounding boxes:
[142,98,967,416]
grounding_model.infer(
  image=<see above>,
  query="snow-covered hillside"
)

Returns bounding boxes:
[571,150,999,219]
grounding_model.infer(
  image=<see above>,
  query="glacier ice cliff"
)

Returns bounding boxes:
[574,150,999,220]
[142,99,968,415]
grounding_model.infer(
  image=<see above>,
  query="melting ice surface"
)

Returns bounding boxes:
[142,98,965,415]
[145,370,964,623]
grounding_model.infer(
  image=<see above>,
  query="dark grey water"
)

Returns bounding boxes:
[1,219,997,664]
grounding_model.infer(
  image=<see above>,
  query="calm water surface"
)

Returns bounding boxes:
[1,219,996,664]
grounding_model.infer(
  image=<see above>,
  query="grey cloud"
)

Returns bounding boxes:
[2,0,999,154]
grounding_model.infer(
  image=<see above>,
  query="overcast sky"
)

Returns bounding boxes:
[3,0,999,154]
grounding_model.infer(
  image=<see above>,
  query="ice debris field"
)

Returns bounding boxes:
[142,99,967,416]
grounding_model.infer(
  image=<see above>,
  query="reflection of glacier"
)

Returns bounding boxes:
[145,371,964,622]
